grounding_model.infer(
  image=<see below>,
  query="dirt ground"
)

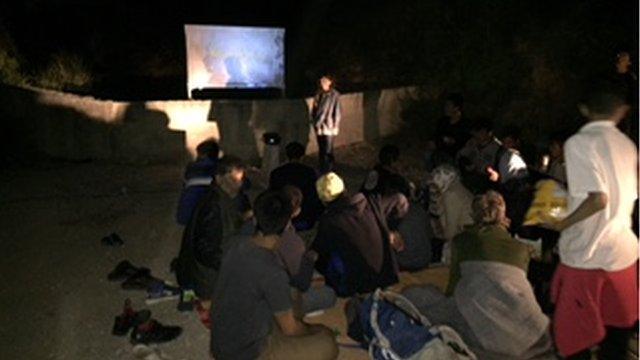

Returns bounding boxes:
[0,141,450,360]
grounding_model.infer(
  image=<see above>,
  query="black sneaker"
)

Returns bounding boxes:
[107,261,149,282]
[130,320,182,344]
[145,282,180,305]
[101,233,124,246]
[121,270,157,290]
[176,289,196,312]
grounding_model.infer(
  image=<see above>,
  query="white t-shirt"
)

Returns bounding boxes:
[559,120,639,271]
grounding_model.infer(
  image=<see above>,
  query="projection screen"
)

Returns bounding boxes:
[185,24,285,96]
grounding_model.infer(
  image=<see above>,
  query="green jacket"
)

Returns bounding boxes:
[446,224,530,295]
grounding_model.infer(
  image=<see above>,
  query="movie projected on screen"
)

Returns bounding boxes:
[185,24,285,96]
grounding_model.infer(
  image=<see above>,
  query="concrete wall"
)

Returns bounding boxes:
[0,85,418,163]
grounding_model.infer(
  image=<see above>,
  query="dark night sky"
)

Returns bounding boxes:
[0,0,637,101]
[0,0,306,98]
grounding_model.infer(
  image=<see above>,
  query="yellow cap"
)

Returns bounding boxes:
[316,172,345,203]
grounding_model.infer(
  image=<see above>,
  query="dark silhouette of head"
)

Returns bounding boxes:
[253,189,293,235]
[378,144,400,167]
[285,141,305,161]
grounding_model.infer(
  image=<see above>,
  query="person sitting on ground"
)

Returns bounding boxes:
[426,164,473,264]
[425,93,470,170]
[395,183,433,271]
[458,118,533,233]
[500,125,537,166]
[269,141,324,231]
[361,144,412,198]
[175,156,253,320]
[544,132,568,185]
[210,189,338,360]
[403,191,553,359]
[446,191,532,295]
[175,139,219,226]
[457,118,529,192]
[278,186,337,316]
[361,145,430,270]
[312,172,409,297]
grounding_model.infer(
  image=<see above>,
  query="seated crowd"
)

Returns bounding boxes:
[172,85,637,359]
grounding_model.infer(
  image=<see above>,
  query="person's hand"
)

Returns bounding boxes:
[389,231,405,252]
[486,166,500,182]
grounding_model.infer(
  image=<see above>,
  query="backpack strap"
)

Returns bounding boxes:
[368,289,402,360]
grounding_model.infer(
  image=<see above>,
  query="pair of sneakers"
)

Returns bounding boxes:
[108,260,159,290]
[112,298,151,336]
[112,299,182,345]
[130,319,182,345]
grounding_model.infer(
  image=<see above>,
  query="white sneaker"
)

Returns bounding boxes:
[304,310,326,318]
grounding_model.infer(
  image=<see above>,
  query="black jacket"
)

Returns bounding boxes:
[313,193,408,296]
[176,186,252,289]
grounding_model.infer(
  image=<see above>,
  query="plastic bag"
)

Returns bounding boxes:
[523,179,567,226]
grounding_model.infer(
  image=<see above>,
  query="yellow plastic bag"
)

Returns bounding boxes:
[523,179,568,226]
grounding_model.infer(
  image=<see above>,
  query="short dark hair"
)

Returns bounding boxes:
[216,155,245,176]
[196,139,219,160]
[285,142,305,160]
[470,117,494,133]
[282,185,303,210]
[318,75,336,90]
[583,85,627,117]
[378,144,400,166]
[253,189,293,235]
[446,93,464,109]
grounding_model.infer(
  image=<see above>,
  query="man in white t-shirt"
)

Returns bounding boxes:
[543,87,638,359]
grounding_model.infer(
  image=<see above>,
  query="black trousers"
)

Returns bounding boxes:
[566,325,636,359]
[317,135,334,173]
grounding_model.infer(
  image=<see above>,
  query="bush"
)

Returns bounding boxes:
[0,31,27,86]
[35,52,92,92]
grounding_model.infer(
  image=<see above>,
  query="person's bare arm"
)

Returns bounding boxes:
[274,310,309,336]
[542,192,607,232]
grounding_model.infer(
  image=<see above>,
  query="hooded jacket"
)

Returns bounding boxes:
[313,193,408,296]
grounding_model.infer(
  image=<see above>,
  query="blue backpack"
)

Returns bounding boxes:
[360,289,476,360]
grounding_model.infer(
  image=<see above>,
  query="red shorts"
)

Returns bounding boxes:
[551,261,639,356]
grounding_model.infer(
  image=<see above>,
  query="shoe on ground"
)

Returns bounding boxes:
[111,299,152,336]
[176,289,196,312]
[121,270,158,290]
[107,260,149,282]
[101,233,124,247]
[132,344,173,360]
[194,300,211,330]
[145,282,181,305]
[130,320,182,345]
[304,310,326,318]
